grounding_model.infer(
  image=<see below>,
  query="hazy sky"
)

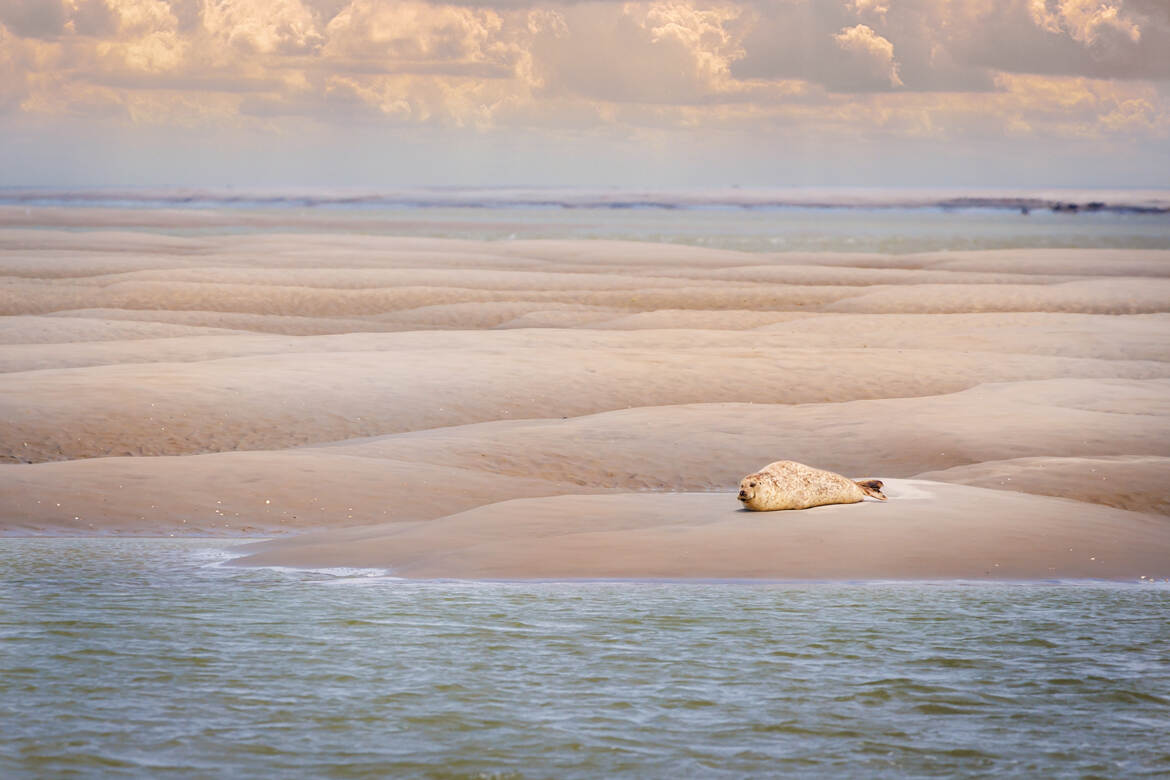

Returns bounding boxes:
[1,0,1168,188]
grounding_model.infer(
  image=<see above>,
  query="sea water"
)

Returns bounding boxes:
[3,539,1168,778]
[5,186,1170,253]
[225,204,1170,254]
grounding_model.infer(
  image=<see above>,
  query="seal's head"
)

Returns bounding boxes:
[738,473,763,505]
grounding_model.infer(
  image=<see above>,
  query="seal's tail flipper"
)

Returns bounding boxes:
[856,479,887,501]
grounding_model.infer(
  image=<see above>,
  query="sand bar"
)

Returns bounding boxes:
[234,482,1170,581]
[2,226,1167,579]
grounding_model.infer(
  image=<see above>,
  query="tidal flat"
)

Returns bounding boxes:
[2,201,1169,775]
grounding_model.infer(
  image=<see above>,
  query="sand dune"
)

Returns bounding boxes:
[0,314,250,344]
[668,264,1077,286]
[3,344,1165,461]
[2,228,1167,580]
[8,274,1169,319]
[823,279,1170,314]
[3,378,1166,534]
[923,249,1170,277]
[233,482,1170,580]
[0,450,599,536]
[755,313,1170,361]
[914,456,1170,515]
[48,308,415,336]
[81,267,704,291]
[318,378,1170,488]
[777,248,1170,276]
[2,313,1166,372]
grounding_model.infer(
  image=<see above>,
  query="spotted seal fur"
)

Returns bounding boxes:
[737,460,886,511]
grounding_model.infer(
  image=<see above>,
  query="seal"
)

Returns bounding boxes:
[737,460,887,511]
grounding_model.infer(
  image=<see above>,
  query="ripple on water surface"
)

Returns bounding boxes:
[2,539,1169,778]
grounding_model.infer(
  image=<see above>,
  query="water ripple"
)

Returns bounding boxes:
[2,538,1169,778]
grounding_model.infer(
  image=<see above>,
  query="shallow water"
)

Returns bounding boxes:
[243,205,1170,254]
[2,539,1169,778]
[10,196,1170,253]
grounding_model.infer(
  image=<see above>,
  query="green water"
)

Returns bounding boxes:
[2,539,1168,778]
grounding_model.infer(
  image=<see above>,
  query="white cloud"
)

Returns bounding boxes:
[833,23,902,87]
[1028,0,1141,46]
[0,0,1166,156]
[849,0,888,21]
[202,0,324,54]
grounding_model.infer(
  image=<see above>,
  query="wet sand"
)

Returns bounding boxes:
[2,224,1168,579]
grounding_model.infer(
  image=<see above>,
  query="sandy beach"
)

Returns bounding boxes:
[3,218,1168,579]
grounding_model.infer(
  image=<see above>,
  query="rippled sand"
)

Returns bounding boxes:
[2,226,1168,579]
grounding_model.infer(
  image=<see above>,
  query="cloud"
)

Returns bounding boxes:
[729,2,910,92]
[945,0,1169,80]
[1029,0,1141,46]
[83,70,288,92]
[202,0,325,55]
[0,25,31,111]
[527,2,746,104]
[732,0,1169,89]
[0,0,67,37]
[0,0,1166,171]
[833,24,902,88]
[322,1,515,65]
[849,0,887,21]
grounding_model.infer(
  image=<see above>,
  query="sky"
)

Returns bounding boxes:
[1,0,1168,188]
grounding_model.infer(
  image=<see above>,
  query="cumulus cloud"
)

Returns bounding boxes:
[1028,0,1141,46]
[202,0,325,55]
[733,0,1169,88]
[528,2,746,103]
[850,0,888,20]
[0,0,1166,160]
[945,0,1167,81]
[731,1,918,92]
[322,0,512,64]
[833,24,902,88]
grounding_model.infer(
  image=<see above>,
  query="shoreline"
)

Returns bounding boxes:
[3,186,1170,214]
[9,536,1170,585]
[227,482,1170,581]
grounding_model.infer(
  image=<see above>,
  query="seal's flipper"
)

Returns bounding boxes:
[856,480,887,501]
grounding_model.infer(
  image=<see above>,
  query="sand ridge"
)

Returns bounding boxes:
[1,227,1167,579]
[234,482,1170,581]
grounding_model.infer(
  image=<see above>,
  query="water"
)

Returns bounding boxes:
[207,205,1170,254]
[5,186,1170,253]
[3,539,1168,778]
